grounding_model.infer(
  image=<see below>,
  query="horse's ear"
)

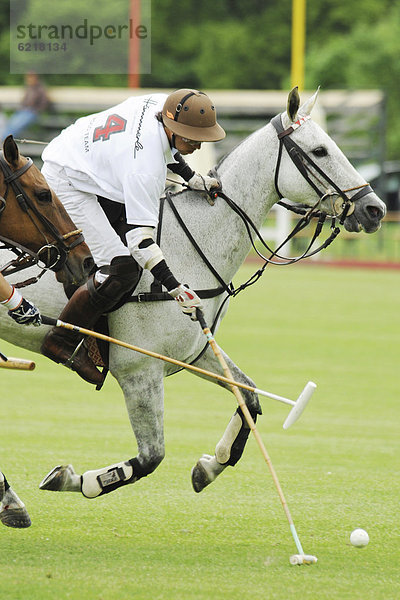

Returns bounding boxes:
[287,87,300,122]
[3,135,20,167]
[298,87,320,117]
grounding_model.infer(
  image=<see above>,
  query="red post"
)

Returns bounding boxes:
[128,0,141,88]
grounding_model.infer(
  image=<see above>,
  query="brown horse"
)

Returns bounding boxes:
[0,135,94,290]
[0,135,94,528]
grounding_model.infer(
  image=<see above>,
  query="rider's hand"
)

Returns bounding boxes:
[8,298,42,327]
[169,284,203,321]
[187,173,221,192]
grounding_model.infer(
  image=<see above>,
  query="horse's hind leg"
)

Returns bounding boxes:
[40,366,166,499]
[190,348,262,493]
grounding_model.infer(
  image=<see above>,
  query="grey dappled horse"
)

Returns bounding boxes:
[0,89,386,499]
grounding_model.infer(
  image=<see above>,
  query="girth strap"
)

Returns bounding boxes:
[128,286,227,303]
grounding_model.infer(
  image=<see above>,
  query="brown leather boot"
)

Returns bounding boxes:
[41,283,105,386]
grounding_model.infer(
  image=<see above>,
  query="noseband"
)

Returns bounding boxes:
[0,152,84,275]
[271,114,372,223]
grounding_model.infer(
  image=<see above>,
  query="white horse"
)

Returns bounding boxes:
[0,88,386,499]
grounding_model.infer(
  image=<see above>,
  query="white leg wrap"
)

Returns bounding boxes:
[215,412,243,464]
[81,460,135,498]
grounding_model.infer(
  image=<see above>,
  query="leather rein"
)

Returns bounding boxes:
[0,153,84,287]
[129,113,373,314]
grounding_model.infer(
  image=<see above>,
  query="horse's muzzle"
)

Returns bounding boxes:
[345,193,386,233]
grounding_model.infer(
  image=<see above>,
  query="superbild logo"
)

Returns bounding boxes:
[16,18,148,46]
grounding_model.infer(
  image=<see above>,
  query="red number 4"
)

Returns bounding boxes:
[93,114,127,142]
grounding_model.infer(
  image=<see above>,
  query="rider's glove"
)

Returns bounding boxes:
[169,284,203,321]
[8,297,42,327]
[187,173,221,201]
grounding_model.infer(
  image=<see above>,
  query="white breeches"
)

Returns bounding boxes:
[42,162,130,267]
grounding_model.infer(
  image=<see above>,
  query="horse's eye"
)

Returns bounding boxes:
[312,146,328,158]
[37,189,52,203]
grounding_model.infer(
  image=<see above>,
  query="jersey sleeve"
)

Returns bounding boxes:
[122,171,163,227]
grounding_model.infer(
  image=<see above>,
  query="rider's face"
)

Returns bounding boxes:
[165,128,202,155]
[174,135,202,155]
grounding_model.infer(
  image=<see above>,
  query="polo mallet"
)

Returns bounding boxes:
[0,351,35,371]
[195,308,317,566]
[40,316,314,428]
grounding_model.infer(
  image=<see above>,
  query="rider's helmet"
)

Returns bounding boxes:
[162,89,226,142]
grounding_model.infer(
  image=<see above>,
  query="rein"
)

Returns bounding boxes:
[0,153,85,286]
[128,112,374,335]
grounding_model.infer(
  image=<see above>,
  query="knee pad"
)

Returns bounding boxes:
[88,255,142,311]
[215,407,258,466]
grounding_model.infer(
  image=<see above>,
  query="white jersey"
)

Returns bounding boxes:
[42,93,177,227]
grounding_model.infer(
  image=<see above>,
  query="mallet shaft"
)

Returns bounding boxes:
[254,388,295,407]
[195,309,307,556]
[41,316,287,402]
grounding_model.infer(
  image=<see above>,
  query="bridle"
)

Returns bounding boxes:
[133,111,377,308]
[127,109,379,364]
[271,113,372,221]
[0,152,84,283]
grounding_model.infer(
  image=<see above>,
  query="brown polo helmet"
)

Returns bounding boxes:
[162,89,226,142]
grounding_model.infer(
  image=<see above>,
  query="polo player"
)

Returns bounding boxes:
[40,89,226,386]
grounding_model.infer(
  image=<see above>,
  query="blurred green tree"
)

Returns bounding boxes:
[0,0,398,156]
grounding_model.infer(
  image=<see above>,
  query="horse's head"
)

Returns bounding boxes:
[0,135,94,287]
[274,87,386,233]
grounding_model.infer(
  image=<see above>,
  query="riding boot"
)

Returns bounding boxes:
[41,256,142,387]
[41,281,105,386]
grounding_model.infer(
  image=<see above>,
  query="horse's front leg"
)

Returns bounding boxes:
[190,347,262,493]
[40,363,166,499]
[0,471,31,528]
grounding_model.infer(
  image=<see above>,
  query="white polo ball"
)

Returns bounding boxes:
[350,528,369,547]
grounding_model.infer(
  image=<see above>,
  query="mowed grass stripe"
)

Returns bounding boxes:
[0,264,399,599]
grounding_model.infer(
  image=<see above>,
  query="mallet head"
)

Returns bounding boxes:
[283,381,316,429]
[290,554,318,565]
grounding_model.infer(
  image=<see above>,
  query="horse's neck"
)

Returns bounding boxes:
[206,124,279,279]
[162,123,280,289]
[217,124,278,223]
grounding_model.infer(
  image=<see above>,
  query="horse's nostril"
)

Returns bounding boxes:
[366,205,383,220]
[83,256,95,273]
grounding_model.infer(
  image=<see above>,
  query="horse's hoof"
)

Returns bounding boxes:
[0,506,31,528]
[39,464,80,492]
[191,454,216,493]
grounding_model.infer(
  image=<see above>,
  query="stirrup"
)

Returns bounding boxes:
[62,338,85,369]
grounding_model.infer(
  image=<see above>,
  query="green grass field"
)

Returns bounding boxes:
[1,264,399,600]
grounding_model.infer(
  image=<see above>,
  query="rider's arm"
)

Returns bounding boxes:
[122,170,202,318]
[167,153,194,182]
[125,226,179,291]
[0,273,13,301]
[167,152,220,193]
[125,226,202,320]
[0,273,41,326]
